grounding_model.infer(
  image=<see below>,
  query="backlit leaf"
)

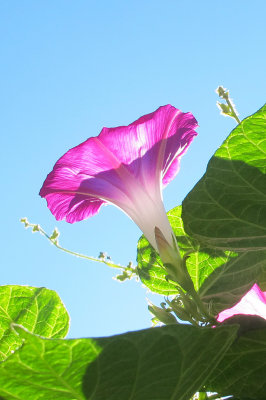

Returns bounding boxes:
[0,286,69,361]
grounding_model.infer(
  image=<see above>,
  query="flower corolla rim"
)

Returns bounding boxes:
[40,105,198,250]
[217,283,266,322]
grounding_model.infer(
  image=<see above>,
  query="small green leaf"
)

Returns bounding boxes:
[182,104,266,251]
[0,324,237,400]
[0,286,69,361]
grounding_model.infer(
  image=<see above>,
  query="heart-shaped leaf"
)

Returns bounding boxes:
[0,285,69,361]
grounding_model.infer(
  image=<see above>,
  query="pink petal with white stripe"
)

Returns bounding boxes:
[40,105,197,249]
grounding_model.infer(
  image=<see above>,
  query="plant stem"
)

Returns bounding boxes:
[206,394,232,400]
[21,220,135,273]
[225,96,241,124]
[190,286,215,324]
[216,86,241,124]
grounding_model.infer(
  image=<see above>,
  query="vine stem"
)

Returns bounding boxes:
[21,219,135,273]
[225,96,241,124]
[216,86,241,125]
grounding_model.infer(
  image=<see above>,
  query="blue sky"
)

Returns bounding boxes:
[1,0,265,338]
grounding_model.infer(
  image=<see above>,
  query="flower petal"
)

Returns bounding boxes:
[122,105,198,192]
[43,192,104,223]
[217,283,266,322]
[40,105,197,248]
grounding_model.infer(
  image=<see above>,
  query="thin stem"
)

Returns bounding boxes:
[216,86,241,125]
[207,394,233,400]
[225,96,241,124]
[194,393,232,400]
[53,241,123,269]
[21,219,135,273]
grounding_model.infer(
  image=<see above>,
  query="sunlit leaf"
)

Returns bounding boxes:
[0,286,69,361]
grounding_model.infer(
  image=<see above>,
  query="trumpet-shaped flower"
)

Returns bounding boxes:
[217,283,266,322]
[40,105,197,251]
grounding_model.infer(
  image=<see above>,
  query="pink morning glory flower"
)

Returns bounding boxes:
[40,105,197,251]
[217,283,266,323]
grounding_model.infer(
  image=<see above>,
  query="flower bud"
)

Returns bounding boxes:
[154,227,194,292]
[148,303,177,325]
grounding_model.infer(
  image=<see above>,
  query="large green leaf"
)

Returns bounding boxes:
[0,324,237,400]
[206,326,266,399]
[0,286,69,361]
[182,104,266,251]
[137,207,266,314]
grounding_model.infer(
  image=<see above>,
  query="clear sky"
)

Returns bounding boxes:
[1,0,265,338]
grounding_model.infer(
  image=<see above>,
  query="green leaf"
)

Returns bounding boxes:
[0,286,69,361]
[206,327,266,399]
[0,324,237,400]
[137,207,266,314]
[199,250,266,313]
[182,104,266,251]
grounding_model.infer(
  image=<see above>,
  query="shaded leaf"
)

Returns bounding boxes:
[182,104,266,251]
[0,286,69,361]
[206,326,266,399]
[0,324,237,400]
[200,250,266,312]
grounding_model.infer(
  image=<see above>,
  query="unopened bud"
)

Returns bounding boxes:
[148,303,177,325]
[154,227,194,292]
[216,85,229,99]
[50,228,60,241]
[154,226,182,269]
[217,102,230,114]
[32,224,40,232]
[166,298,191,322]
[98,252,106,260]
